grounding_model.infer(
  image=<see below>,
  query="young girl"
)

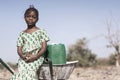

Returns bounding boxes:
[11,6,49,80]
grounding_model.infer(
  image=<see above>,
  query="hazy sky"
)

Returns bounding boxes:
[0,0,120,63]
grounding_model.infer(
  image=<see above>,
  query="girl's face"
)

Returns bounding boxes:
[25,11,38,26]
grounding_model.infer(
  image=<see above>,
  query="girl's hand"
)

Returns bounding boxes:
[25,54,38,63]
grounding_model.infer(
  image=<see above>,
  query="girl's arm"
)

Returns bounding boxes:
[37,41,47,58]
[17,46,26,60]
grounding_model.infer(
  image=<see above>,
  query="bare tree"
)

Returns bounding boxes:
[106,20,120,67]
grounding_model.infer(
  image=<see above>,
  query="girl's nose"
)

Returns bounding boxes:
[29,16,33,19]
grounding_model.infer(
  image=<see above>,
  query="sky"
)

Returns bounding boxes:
[0,0,120,63]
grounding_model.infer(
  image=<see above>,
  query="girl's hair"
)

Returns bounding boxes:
[24,5,39,20]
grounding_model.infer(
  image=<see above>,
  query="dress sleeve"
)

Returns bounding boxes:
[40,29,50,42]
[17,32,24,46]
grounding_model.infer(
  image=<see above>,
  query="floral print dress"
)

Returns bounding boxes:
[11,29,49,80]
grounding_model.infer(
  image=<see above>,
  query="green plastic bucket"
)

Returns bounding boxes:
[45,44,66,64]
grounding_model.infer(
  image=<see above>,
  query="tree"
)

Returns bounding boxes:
[67,38,97,67]
[106,26,120,67]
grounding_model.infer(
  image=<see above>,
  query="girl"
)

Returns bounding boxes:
[11,5,49,80]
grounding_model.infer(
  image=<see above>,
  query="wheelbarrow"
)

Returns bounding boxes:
[39,60,78,80]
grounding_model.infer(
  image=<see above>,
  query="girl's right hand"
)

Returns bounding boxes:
[25,54,38,63]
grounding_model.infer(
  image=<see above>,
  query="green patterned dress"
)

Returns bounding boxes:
[11,29,49,80]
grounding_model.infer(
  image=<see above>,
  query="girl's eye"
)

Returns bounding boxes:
[26,15,37,19]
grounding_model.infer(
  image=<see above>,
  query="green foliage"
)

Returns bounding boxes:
[67,38,97,67]
[108,54,116,65]
[95,54,116,66]
[96,58,109,66]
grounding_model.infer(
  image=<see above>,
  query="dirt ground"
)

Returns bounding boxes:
[1,66,120,80]
[68,66,120,80]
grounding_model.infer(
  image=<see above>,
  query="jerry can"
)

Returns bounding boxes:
[45,44,66,64]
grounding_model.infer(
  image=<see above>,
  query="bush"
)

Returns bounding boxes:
[67,38,97,67]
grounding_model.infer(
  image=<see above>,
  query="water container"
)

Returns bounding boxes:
[45,44,66,64]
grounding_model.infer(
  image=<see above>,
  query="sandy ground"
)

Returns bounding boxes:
[0,69,13,80]
[1,66,120,80]
[68,66,120,80]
